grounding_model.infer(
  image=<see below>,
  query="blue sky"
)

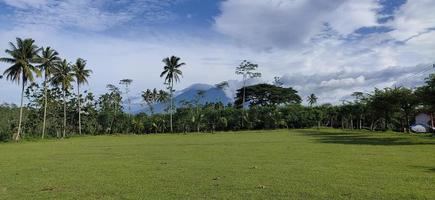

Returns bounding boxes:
[0,0,435,104]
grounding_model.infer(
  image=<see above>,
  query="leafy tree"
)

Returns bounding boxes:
[160,56,185,133]
[98,84,123,134]
[51,59,74,138]
[72,58,92,135]
[0,104,19,141]
[192,90,206,132]
[416,74,435,110]
[415,73,435,133]
[0,38,41,141]
[235,84,301,107]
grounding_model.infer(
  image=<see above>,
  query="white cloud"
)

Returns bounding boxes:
[320,76,365,88]
[326,0,380,35]
[1,0,178,31]
[389,0,435,41]
[2,0,48,8]
[214,0,379,49]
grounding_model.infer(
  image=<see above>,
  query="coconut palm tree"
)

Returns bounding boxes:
[51,59,73,138]
[142,88,169,114]
[72,58,92,135]
[37,47,60,139]
[307,93,318,107]
[0,38,41,141]
[142,89,154,114]
[160,56,185,133]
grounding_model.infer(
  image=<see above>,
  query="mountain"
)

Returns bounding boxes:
[129,83,233,114]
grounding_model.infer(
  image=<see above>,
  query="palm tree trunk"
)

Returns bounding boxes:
[42,76,48,139]
[63,89,66,139]
[77,84,82,135]
[15,81,25,141]
[170,81,173,133]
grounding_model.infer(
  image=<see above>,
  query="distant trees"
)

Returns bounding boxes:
[102,84,123,134]
[235,84,301,107]
[1,69,435,141]
[160,56,185,133]
[142,88,168,114]
[1,38,435,142]
[416,74,435,110]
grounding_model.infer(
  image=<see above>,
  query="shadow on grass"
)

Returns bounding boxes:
[410,165,435,173]
[296,129,435,146]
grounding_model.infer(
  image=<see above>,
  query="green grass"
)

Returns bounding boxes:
[1,129,435,199]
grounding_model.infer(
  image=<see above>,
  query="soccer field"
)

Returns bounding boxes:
[1,129,435,199]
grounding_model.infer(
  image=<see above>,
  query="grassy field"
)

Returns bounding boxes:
[1,129,435,199]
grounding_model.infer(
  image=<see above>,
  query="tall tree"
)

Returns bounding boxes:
[194,90,206,132]
[51,59,73,138]
[119,79,133,114]
[142,89,153,114]
[235,60,261,128]
[36,47,60,139]
[72,58,92,135]
[101,84,122,134]
[160,56,185,133]
[0,38,41,141]
[307,94,318,107]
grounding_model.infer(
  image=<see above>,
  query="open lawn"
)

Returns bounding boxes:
[1,129,435,199]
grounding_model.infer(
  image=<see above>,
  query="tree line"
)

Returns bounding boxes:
[0,38,434,142]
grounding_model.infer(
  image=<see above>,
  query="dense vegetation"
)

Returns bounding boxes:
[1,129,434,199]
[0,38,434,141]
